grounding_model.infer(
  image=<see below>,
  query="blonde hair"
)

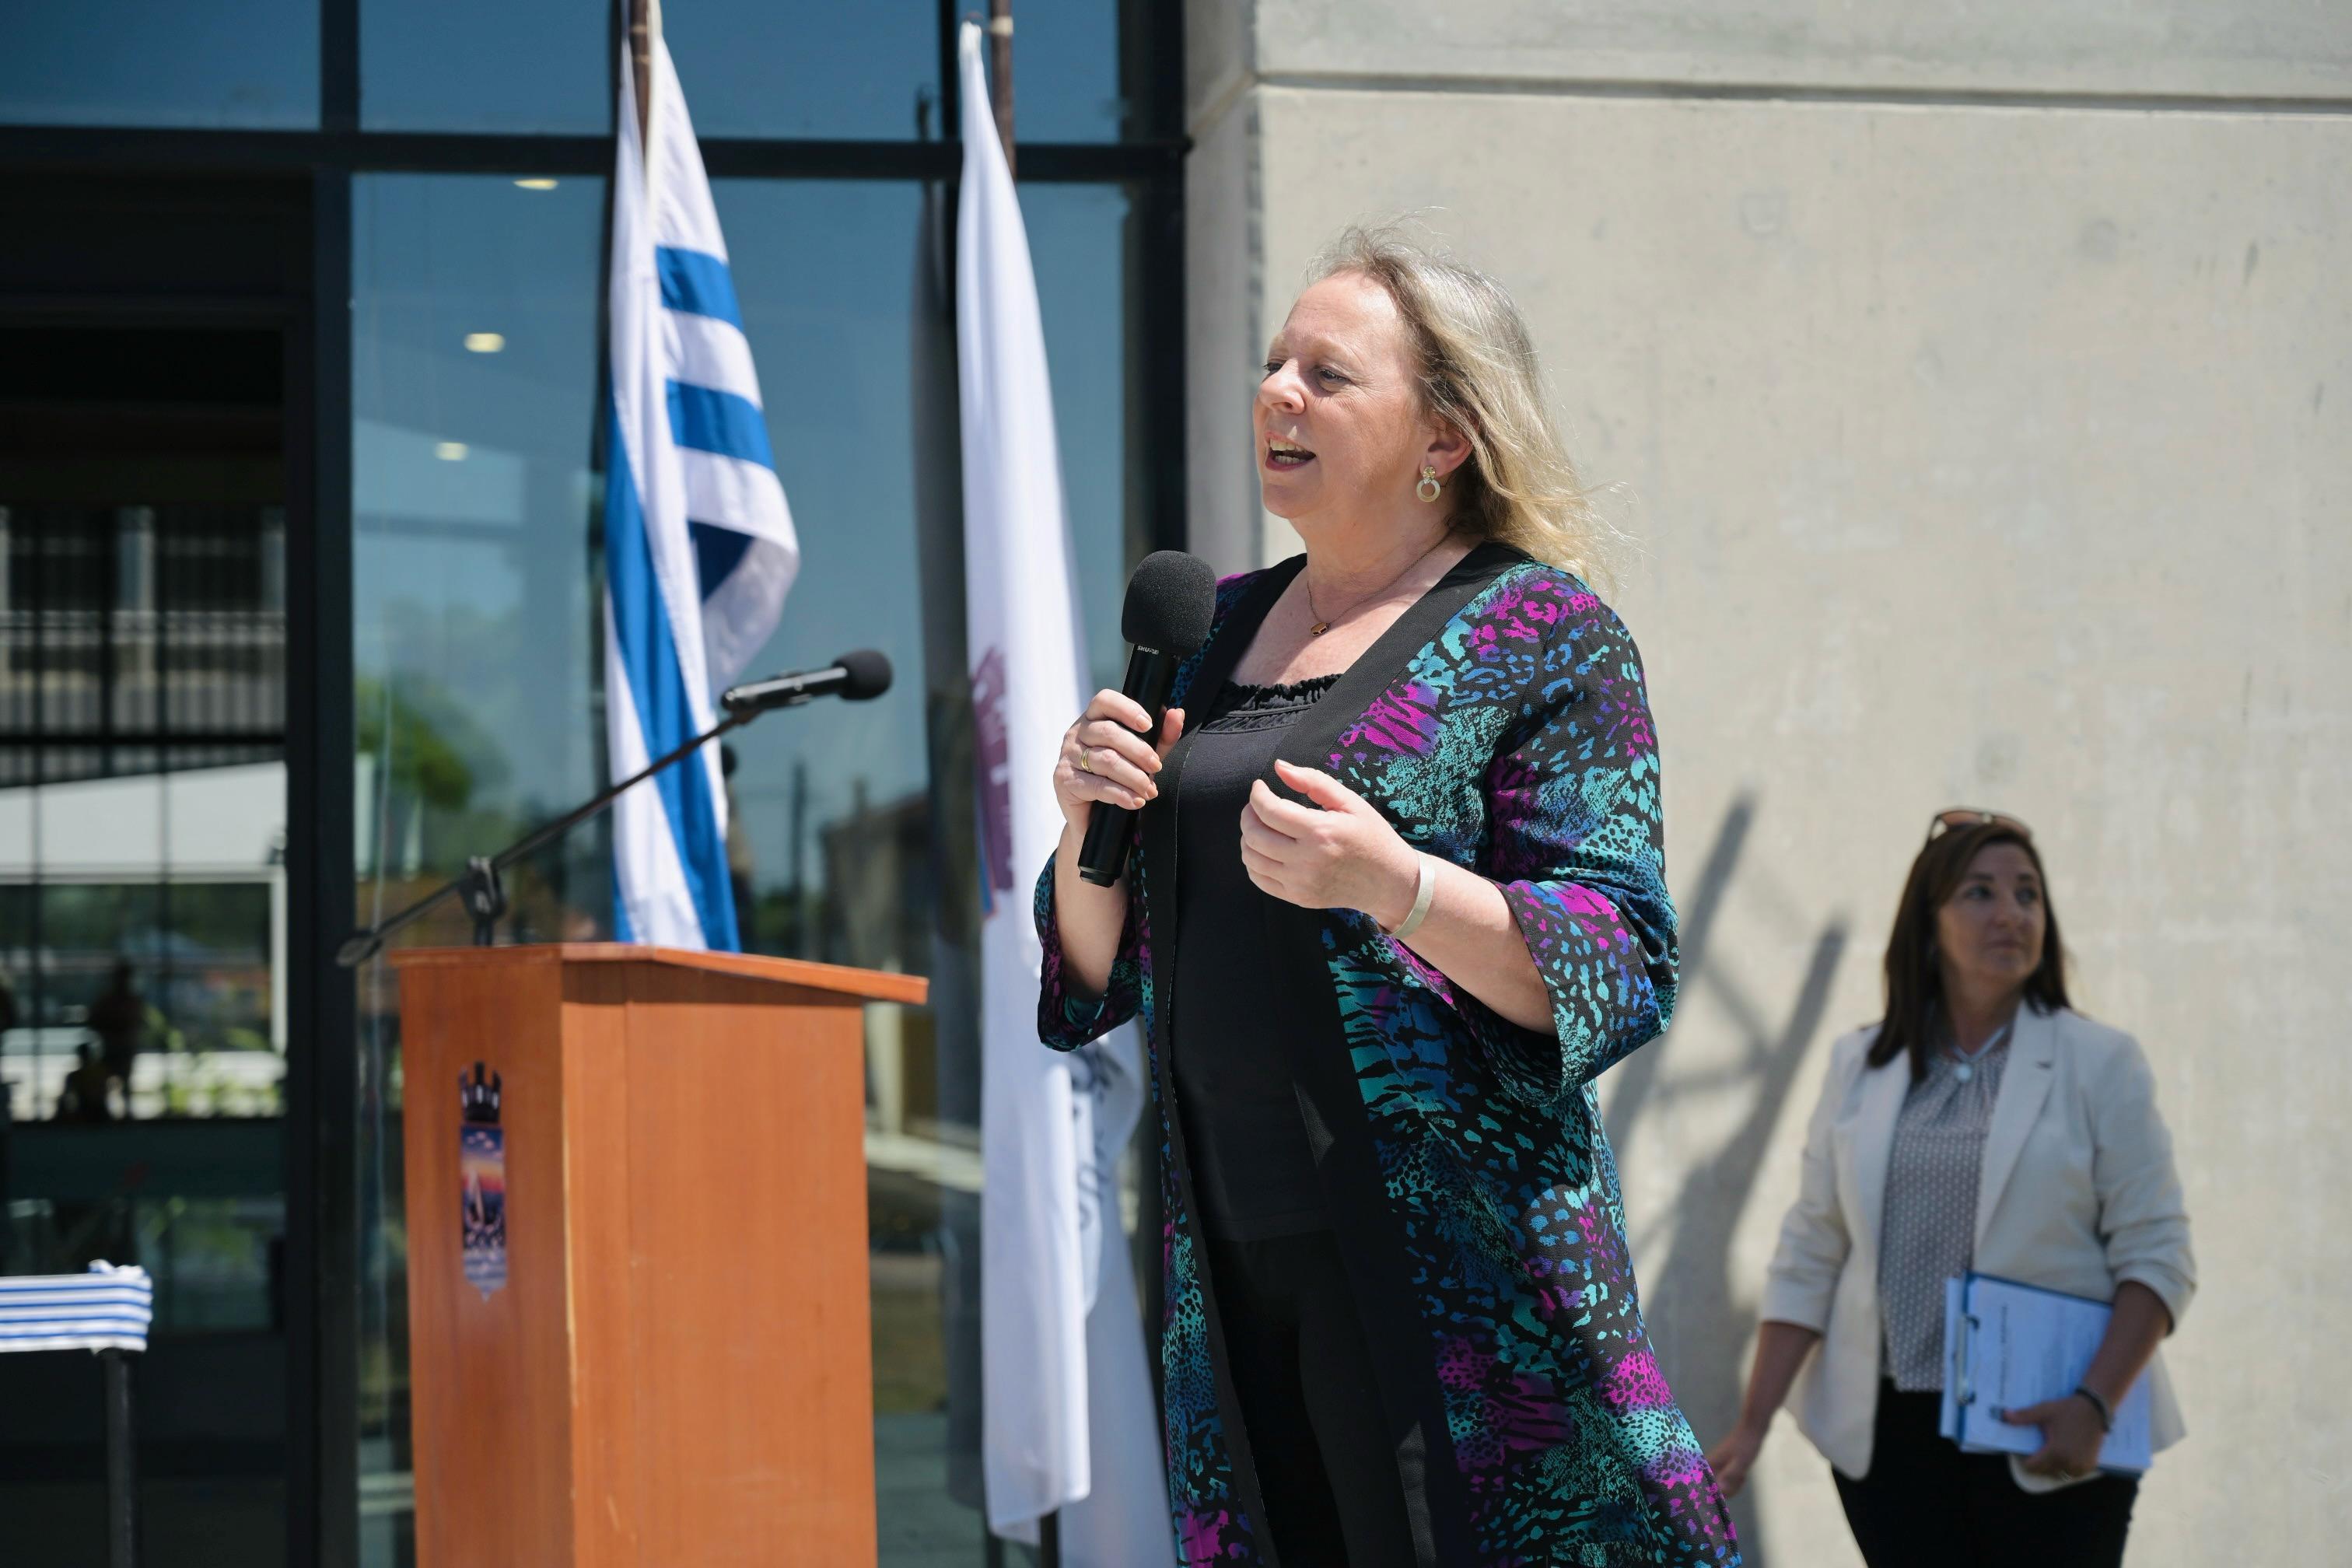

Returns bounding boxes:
[1304,223,1610,580]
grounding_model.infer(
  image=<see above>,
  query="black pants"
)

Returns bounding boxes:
[1835,1381,2138,1568]
[1206,1232,1419,1568]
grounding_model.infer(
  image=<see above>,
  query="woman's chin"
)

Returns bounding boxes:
[1258,481,1314,520]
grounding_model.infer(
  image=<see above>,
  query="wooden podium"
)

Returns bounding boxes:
[391,943,928,1568]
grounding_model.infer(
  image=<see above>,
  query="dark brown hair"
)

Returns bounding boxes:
[1871,821,2071,1080]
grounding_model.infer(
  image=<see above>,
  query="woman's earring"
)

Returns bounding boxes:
[1416,464,1443,502]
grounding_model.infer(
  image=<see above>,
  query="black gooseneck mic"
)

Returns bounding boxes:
[335,649,894,966]
[720,649,893,715]
[1077,551,1217,886]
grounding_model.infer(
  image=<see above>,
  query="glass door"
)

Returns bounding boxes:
[0,320,292,1567]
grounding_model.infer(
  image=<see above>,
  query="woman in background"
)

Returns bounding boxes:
[1707,811,2193,1567]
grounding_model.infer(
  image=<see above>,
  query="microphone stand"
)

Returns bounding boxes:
[338,706,758,968]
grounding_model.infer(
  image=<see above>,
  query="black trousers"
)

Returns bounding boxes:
[1206,1232,1419,1568]
[1834,1381,2139,1568]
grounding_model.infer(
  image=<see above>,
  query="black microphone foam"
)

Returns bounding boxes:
[834,649,893,701]
[1076,551,1217,887]
[1122,551,1217,656]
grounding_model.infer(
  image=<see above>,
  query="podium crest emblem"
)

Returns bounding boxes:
[458,1062,507,1300]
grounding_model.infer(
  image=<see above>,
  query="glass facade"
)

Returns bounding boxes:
[0,2,319,129]
[0,317,295,1560]
[362,0,1129,141]
[2,5,1182,1566]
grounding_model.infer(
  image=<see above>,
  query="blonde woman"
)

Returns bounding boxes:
[1037,229,1738,1566]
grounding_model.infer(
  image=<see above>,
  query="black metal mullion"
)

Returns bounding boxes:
[284,163,359,1568]
[322,0,359,134]
[1125,0,1187,1445]
[0,126,1186,183]
[937,0,960,145]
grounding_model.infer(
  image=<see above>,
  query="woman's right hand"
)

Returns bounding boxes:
[1054,691,1185,834]
[1703,1422,1767,1500]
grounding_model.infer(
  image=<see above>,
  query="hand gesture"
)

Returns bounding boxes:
[1240,758,1417,925]
[1054,690,1185,833]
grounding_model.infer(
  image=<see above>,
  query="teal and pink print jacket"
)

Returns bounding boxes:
[1034,543,1741,1567]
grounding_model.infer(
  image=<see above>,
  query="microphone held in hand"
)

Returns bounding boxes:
[1077,551,1218,886]
[720,649,893,715]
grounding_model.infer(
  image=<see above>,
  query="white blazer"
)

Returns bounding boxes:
[1759,1005,2195,1491]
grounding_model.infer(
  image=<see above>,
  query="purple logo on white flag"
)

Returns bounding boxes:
[971,645,1017,908]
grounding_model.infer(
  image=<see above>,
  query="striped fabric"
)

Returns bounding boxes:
[0,1263,153,1354]
[603,17,800,951]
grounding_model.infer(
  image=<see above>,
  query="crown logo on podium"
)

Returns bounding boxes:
[460,1062,502,1125]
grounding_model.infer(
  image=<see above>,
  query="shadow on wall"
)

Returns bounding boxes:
[1608,795,1850,1564]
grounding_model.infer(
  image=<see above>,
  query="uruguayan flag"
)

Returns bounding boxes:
[0,1263,154,1355]
[604,15,799,950]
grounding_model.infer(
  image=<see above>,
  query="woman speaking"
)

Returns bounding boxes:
[1035,227,1738,1568]
[1706,812,2194,1567]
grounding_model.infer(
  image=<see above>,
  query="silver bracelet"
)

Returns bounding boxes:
[1386,853,1437,940]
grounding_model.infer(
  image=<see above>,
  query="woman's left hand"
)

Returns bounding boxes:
[2003,1394,2108,1481]
[1241,759,1419,927]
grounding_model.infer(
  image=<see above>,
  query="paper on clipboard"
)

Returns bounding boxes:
[1939,1276,1964,1440]
[1945,1272,2154,1474]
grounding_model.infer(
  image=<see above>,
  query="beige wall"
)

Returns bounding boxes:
[1186,5,2352,1563]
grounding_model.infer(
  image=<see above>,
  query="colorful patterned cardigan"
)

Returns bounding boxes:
[1034,542,1741,1567]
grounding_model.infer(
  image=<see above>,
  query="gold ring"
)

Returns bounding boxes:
[1075,747,1094,774]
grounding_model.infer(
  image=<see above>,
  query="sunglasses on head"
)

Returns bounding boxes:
[1926,807,2033,844]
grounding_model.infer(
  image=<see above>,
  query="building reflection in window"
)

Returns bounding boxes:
[347,163,1146,1564]
[0,320,293,1562]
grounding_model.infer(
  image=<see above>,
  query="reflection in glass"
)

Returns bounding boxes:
[2,0,317,128]
[363,0,941,140]
[0,324,290,1562]
[352,172,610,1567]
[1003,0,1128,144]
[687,180,975,1550]
[1024,180,1139,695]
[360,0,1146,142]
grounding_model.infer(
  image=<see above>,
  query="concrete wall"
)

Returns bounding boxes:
[1185,5,2351,1563]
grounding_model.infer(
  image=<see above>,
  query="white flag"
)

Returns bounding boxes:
[604,5,800,950]
[957,21,1174,1565]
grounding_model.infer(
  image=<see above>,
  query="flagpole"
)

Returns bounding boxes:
[628,0,655,150]
[988,0,1016,178]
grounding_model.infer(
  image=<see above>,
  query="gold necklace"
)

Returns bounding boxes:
[1304,531,1453,637]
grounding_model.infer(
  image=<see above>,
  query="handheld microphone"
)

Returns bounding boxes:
[720,649,893,716]
[1077,551,1217,886]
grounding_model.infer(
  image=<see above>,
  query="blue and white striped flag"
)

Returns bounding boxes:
[604,12,799,950]
[0,1263,153,1355]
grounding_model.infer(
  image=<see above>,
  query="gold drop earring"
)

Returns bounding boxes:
[1416,464,1443,502]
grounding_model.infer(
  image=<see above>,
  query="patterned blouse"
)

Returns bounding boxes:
[1877,1021,2013,1391]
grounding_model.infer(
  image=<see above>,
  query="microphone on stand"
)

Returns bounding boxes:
[1076,551,1217,887]
[336,649,895,968]
[721,649,893,715]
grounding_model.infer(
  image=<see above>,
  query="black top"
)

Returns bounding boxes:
[1168,672,1342,1241]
